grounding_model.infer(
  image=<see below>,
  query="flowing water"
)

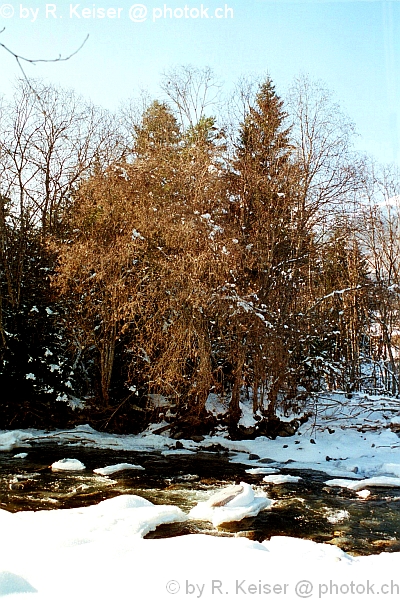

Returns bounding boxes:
[1,443,400,556]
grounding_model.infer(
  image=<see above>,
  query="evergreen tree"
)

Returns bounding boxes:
[226,78,308,427]
[134,100,181,157]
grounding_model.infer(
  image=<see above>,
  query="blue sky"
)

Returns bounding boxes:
[0,0,399,165]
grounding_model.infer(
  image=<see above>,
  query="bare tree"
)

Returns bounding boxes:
[160,65,222,128]
[286,74,363,231]
[118,89,153,152]
[0,62,123,336]
[358,162,400,394]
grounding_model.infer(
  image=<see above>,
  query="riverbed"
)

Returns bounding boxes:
[1,444,399,557]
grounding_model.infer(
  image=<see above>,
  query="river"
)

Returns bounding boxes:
[1,443,399,556]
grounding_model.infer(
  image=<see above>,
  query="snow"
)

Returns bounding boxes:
[93,463,145,476]
[223,392,400,484]
[325,476,400,492]
[238,399,259,428]
[356,489,371,499]
[245,467,279,475]
[132,228,144,240]
[0,430,37,451]
[382,462,400,477]
[3,498,397,600]
[0,572,37,596]
[51,458,86,471]
[14,494,187,541]
[189,482,272,527]
[0,495,188,599]
[263,474,301,484]
[205,393,227,417]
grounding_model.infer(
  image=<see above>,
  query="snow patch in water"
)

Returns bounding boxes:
[93,463,144,476]
[263,474,301,484]
[51,458,86,471]
[189,482,272,527]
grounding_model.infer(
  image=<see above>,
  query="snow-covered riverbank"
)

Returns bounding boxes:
[2,392,400,483]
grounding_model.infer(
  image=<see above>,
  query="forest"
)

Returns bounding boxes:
[1,67,400,438]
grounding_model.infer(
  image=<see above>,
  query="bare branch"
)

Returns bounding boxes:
[0,34,89,106]
[0,34,89,66]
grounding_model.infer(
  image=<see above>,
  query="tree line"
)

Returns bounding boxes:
[1,69,400,437]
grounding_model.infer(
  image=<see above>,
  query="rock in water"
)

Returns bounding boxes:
[189,482,271,527]
[51,458,86,471]
[207,485,245,507]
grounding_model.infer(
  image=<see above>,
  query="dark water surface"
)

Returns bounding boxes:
[1,444,399,556]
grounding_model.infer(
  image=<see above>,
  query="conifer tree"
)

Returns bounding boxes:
[226,78,307,426]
